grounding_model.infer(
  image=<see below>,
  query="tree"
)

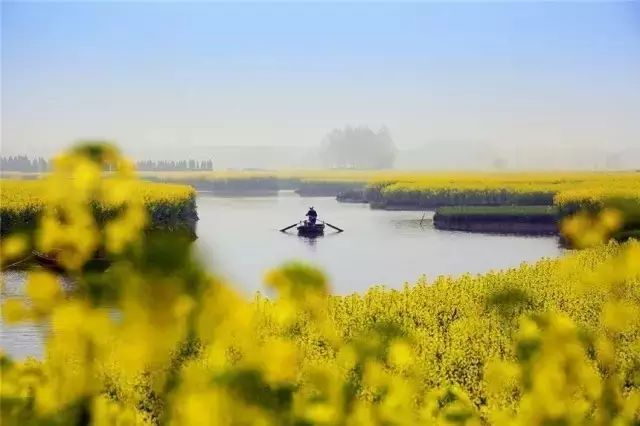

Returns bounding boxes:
[320,125,396,169]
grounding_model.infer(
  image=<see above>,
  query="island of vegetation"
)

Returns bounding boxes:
[433,205,558,235]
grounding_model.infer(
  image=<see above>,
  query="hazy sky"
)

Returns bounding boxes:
[2,1,639,159]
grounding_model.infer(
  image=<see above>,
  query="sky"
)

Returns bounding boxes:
[2,1,640,162]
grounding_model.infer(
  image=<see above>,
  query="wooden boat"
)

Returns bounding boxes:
[32,250,65,272]
[280,219,342,236]
[297,221,325,236]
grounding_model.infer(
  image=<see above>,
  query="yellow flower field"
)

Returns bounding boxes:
[0,179,197,237]
[139,169,640,189]
[8,169,640,207]
[139,169,640,210]
[1,144,639,424]
[1,179,195,212]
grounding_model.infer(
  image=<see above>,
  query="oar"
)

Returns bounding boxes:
[324,221,344,233]
[279,223,298,232]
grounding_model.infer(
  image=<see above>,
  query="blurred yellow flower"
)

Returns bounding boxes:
[1,298,30,323]
[25,270,62,315]
[0,234,28,264]
[388,340,413,369]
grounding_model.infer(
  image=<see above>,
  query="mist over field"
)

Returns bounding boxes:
[2,2,639,170]
[147,141,640,171]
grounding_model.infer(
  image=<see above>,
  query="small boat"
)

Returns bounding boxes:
[33,250,65,272]
[297,221,325,237]
[280,219,342,236]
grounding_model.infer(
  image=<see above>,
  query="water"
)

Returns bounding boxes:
[195,193,563,294]
[1,270,74,359]
[1,192,564,358]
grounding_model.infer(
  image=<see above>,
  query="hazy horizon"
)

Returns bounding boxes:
[2,2,639,167]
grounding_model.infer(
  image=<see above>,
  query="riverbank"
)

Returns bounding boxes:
[0,180,199,237]
[142,171,368,197]
[295,180,366,197]
[365,184,556,209]
[433,205,558,235]
[10,170,640,202]
[139,170,640,243]
[6,171,639,242]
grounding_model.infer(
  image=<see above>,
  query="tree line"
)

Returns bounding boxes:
[136,159,213,171]
[320,126,397,169]
[1,156,50,172]
[1,156,214,172]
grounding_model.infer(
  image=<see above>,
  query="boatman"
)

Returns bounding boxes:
[306,206,318,225]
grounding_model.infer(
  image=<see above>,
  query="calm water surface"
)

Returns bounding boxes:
[1,192,564,358]
[195,192,563,293]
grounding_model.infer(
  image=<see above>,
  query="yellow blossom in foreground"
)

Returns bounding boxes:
[0,235,28,265]
[25,271,62,316]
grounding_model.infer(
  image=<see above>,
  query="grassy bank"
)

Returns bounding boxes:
[366,172,640,209]
[295,179,366,196]
[433,205,558,235]
[555,186,640,218]
[366,174,640,241]
[140,170,373,196]
[143,173,280,194]
[0,179,198,237]
[367,184,556,209]
[554,186,640,246]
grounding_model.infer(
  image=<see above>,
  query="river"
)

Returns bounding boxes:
[1,192,564,358]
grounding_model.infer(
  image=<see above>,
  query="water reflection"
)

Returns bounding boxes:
[299,235,320,249]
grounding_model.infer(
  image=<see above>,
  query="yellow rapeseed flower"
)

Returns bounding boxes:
[25,270,62,315]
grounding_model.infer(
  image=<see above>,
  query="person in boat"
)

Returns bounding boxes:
[306,206,318,225]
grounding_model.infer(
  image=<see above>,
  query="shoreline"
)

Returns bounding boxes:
[433,206,559,236]
[433,218,558,235]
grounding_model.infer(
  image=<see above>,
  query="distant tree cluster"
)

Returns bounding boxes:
[320,126,396,169]
[0,156,214,172]
[136,159,213,171]
[1,156,50,172]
